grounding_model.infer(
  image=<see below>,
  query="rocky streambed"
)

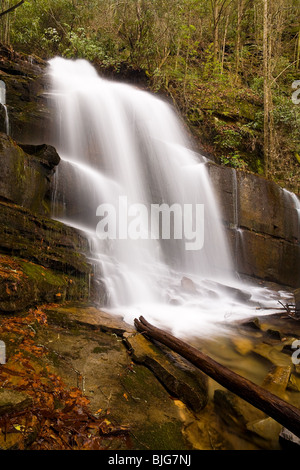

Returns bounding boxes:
[1,299,300,450]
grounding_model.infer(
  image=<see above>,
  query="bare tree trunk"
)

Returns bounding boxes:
[235,0,244,77]
[263,0,271,177]
[211,0,220,61]
[221,11,229,74]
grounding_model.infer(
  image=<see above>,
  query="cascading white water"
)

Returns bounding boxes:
[282,188,300,242]
[0,80,10,135]
[48,57,289,337]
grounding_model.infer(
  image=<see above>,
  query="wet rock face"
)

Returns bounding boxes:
[233,229,300,288]
[237,172,298,242]
[207,162,300,288]
[0,133,60,214]
[0,200,91,276]
[0,254,92,313]
[0,45,52,143]
[0,194,109,312]
[0,200,109,311]
[0,199,95,312]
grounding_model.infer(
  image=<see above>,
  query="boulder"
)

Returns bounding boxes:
[181,277,197,293]
[0,133,60,214]
[261,365,292,399]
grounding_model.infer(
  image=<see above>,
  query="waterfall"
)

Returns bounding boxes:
[48,57,285,337]
[0,80,10,135]
[282,188,300,241]
[230,168,244,271]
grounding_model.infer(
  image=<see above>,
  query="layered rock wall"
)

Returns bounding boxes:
[207,162,300,288]
[0,134,104,312]
[0,45,52,143]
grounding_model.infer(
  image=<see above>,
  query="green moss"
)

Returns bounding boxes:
[20,261,67,286]
[46,309,78,328]
[136,422,188,450]
[237,100,260,122]
[13,148,27,183]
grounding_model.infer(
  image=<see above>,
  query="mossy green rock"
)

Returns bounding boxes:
[0,133,59,214]
[0,254,90,312]
[0,199,106,311]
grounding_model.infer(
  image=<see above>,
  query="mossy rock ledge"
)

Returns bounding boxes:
[0,140,106,310]
[0,132,59,215]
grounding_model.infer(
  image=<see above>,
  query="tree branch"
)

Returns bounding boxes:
[0,0,24,18]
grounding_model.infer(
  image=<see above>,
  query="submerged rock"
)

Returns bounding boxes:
[261,365,292,399]
[231,336,254,356]
[214,362,293,446]
[204,280,252,302]
[181,277,197,293]
[214,389,266,435]
[246,417,281,442]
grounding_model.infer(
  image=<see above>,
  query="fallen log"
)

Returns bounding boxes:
[134,316,300,438]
